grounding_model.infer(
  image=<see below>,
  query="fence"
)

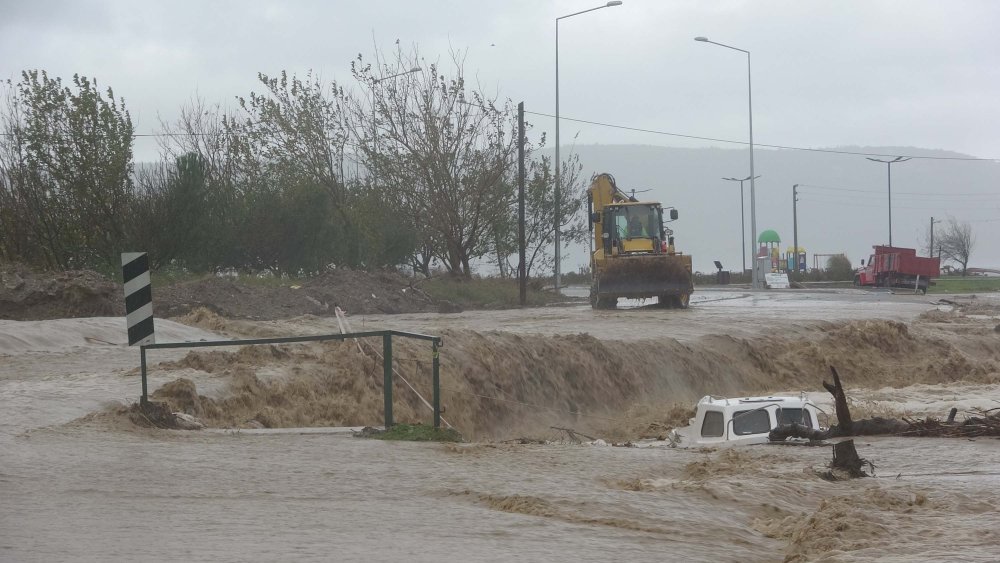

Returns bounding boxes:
[138,330,443,429]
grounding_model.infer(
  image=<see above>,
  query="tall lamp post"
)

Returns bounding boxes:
[722,174,759,276]
[792,184,800,274]
[555,0,622,292]
[371,66,422,145]
[695,36,759,288]
[866,156,910,247]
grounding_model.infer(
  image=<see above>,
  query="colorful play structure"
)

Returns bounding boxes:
[756,229,807,272]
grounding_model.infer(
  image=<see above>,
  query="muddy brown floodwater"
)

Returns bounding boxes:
[3,289,1000,561]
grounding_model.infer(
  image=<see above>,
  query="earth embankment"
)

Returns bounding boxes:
[0,264,458,320]
[138,314,1000,439]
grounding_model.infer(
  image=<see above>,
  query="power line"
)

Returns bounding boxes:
[522,110,998,162]
[5,111,1000,162]
[798,196,999,212]
[798,183,1000,197]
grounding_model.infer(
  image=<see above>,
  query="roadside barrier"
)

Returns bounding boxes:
[137,330,443,429]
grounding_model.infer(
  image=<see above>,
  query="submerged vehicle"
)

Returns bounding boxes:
[670,394,824,447]
[587,173,693,309]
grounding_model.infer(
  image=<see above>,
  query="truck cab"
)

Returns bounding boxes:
[853,245,940,293]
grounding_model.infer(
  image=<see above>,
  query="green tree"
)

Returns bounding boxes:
[128,153,211,269]
[826,254,854,280]
[228,71,359,267]
[0,70,134,272]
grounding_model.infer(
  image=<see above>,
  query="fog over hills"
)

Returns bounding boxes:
[557,144,1000,274]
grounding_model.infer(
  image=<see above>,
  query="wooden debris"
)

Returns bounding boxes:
[822,366,853,435]
[501,437,547,444]
[770,366,1000,442]
[550,426,598,443]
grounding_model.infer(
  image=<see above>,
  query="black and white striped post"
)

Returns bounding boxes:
[122,252,155,404]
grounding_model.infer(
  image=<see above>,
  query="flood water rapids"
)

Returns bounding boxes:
[3,290,1000,562]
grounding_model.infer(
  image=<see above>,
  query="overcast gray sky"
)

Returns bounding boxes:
[3,0,998,160]
[4,0,999,271]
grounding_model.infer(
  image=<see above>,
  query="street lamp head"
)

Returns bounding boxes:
[408,67,422,73]
[606,1,623,6]
[694,36,709,42]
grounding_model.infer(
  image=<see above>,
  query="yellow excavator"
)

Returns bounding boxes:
[588,173,693,309]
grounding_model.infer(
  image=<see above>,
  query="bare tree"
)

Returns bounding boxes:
[338,46,519,277]
[516,153,588,280]
[938,218,976,276]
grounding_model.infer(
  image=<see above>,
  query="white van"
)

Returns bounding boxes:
[672,395,824,447]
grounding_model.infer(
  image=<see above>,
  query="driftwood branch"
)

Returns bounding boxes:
[770,366,1000,442]
[551,426,597,442]
[822,365,853,435]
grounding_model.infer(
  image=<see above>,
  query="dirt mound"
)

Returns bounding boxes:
[0,263,123,320]
[154,269,447,319]
[1,263,452,321]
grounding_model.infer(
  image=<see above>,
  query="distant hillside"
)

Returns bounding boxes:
[551,144,1000,273]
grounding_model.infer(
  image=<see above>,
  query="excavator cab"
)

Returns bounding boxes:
[603,204,666,255]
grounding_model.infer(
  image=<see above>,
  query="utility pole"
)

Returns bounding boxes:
[517,102,527,306]
[929,217,942,258]
[792,184,800,274]
[866,156,910,247]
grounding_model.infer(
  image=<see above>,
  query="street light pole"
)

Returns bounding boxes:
[695,36,759,288]
[866,156,910,247]
[371,66,422,168]
[722,175,759,276]
[555,1,622,292]
[792,184,800,275]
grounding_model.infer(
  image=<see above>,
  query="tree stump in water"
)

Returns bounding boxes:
[828,439,869,479]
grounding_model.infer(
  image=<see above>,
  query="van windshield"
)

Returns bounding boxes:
[778,408,813,427]
[732,409,771,435]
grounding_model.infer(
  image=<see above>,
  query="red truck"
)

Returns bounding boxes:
[854,246,940,293]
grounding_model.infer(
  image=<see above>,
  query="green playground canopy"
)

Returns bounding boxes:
[757,229,781,244]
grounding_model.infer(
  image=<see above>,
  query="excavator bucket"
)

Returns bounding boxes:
[593,254,693,300]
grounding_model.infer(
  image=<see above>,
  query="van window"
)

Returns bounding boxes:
[778,408,814,428]
[732,409,771,435]
[701,411,724,438]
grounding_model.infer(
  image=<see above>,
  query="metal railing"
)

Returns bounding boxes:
[139,330,443,428]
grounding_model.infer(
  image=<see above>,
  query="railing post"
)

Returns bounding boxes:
[140,345,148,405]
[432,339,441,428]
[382,333,393,428]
